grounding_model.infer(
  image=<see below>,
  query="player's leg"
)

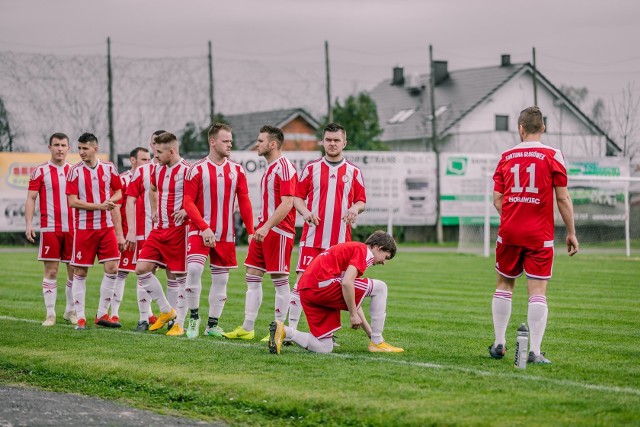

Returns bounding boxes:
[41,260,59,326]
[136,260,175,330]
[94,228,121,328]
[111,243,136,322]
[63,262,77,324]
[365,279,403,352]
[185,233,208,338]
[71,266,88,330]
[490,242,522,358]
[259,232,293,341]
[205,266,230,337]
[70,229,99,330]
[168,273,187,336]
[524,246,553,364]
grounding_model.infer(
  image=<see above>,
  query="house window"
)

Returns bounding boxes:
[495,115,509,131]
[388,108,416,124]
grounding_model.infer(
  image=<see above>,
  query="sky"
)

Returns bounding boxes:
[1,0,639,124]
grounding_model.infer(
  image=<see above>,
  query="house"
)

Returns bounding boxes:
[370,55,621,157]
[225,108,320,151]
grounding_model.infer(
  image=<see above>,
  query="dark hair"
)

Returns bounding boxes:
[365,230,397,259]
[155,131,178,145]
[323,122,346,140]
[78,133,98,144]
[518,106,544,135]
[259,125,285,148]
[208,123,232,140]
[130,146,149,158]
[49,133,69,145]
[152,129,166,137]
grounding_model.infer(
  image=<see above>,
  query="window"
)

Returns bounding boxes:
[495,115,509,131]
[388,108,416,124]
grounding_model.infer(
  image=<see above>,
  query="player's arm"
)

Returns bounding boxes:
[111,207,125,251]
[149,184,158,223]
[357,306,372,339]
[253,195,294,242]
[25,190,38,243]
[68,194,116,211]
[555,186,579,256]
[237,192,255,236]
[294,196,319,226]
[493,191,504,216]
[342,200,365,224]
[341,265,362,330]
[125,196,137,250]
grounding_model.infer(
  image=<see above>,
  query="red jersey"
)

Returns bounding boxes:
[66,160,121,230]
[118,170,133,235]
[126,162,155,239]
[297,241,374,291]
[297,158,366,248]
[258,156,297,237]
[493,141,568,248]
[184,157,249,242]
[28,161,74,232]
[152,158,190,229]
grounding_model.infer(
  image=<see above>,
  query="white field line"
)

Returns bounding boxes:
[1,315,639,398]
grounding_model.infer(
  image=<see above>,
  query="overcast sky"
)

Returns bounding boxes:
[1,0,638,111]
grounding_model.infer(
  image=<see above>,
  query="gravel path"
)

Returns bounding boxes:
[0,385,226,427]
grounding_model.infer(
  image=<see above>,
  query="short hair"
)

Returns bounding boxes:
[49,133,69,145]
[152,129,166,137]
[78,133,98,144]
[518,106,544,135]
[129,146,149,158]
[154,131,177,145]
[365,230,397,259]
[208,123,232,140]
[323,122,347,139]
[259,125,284,148]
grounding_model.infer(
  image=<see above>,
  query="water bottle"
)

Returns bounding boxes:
[514,323,529,369]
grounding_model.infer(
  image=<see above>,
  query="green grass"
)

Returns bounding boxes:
[0,249,639,426]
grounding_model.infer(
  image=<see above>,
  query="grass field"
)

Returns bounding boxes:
[0,248,639,426]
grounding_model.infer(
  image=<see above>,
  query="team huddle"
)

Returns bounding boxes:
[26,122,404,355]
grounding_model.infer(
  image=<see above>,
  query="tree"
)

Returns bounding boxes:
[179,113,228,154]
[319,92,387,150]
[612,82,640,163]
[0,97,14,152]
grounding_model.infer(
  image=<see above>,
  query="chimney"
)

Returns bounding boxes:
[501,54,511,67]
[433,60,448,85]
[392,66,405,86]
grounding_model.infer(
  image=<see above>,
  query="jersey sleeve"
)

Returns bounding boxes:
[550,149,568,187]
[295,164,312,199]
[65,168,79,196]
[110,165,122,192]
[350,245,369,276]
[126,169,142,198]
[28,168,43,192]
[184,166,201,200]
[278,161,297,197]
[236,165,249,195]
[353,169,367,203]
[493,157,506,193]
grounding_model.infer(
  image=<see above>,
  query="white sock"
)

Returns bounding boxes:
[110,271,128,318]
[287,282,303,330]
[273,276,290,322]
[288,328,333,353]
[528,295,548,355]
[208,267,229,319]
[492,290,513,346]
[185,259,205,312]
[42,278,57,317]
[369,279,388,345]
[166,278,179,309]
[138,272,171,313]
[97,273,117,318]
[65,279,74,313]
[72,274,87,321]
[242,274,263,332]
[175,276,187,327]
[137,280,151,322]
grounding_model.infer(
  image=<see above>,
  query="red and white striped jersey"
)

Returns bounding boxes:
[297,158,366,248]
[126,162,155,239]
[185,157,249,242]
[258,156,297,237]
[297,242,374,291]
[66,160,122,230]
[118,170,133,236]
[152,158,190,229]
[28,161,74,232]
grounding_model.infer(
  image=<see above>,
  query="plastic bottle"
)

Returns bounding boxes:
[514,323,529,369]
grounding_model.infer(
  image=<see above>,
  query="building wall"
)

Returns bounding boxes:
[282,117,319,151]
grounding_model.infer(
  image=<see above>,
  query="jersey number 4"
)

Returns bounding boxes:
[510,164,539,194]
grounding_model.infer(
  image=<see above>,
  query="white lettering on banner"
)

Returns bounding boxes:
[505,151,546,161]
[507,196,541,204]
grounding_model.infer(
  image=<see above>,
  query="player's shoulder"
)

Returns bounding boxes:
[305,158,323,168]
[180,158,191,167]
[119,170,132,178]
[68,161,84,174]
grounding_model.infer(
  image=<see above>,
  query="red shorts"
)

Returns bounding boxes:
[71,228,120,267]
[296,246,325,272]
[495,238,554,280]
[244,230,293,275]
[187,233,238,268]
[38,230,74,263]
[299,278,372,339]
[138,226,187,273]
[118,242,137,272]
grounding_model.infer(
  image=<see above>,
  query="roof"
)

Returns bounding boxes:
[225,108,320,150]
[371,63,621,155]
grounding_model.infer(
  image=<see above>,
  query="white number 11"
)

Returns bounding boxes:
[509,163,539,194]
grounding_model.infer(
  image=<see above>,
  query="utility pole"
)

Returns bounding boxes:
[107,37,115,164]
[325,40,332,123]
[208,40,215,124]
[532,46,538,106]
[429,44,443,244]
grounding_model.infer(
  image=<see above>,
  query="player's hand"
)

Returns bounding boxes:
[201,228,216,248]
[247,234,254,244]
[124,231,136,251]
[253,226,268,243]
[25,225,36,243]
[342,206,359,224]
[152,213,158,223]
[172,209,187,224]
[116,234,126,252]
[566,234,579,256]
[349,313,362,330]
[105,200,118,211]
[303,212,320,226]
